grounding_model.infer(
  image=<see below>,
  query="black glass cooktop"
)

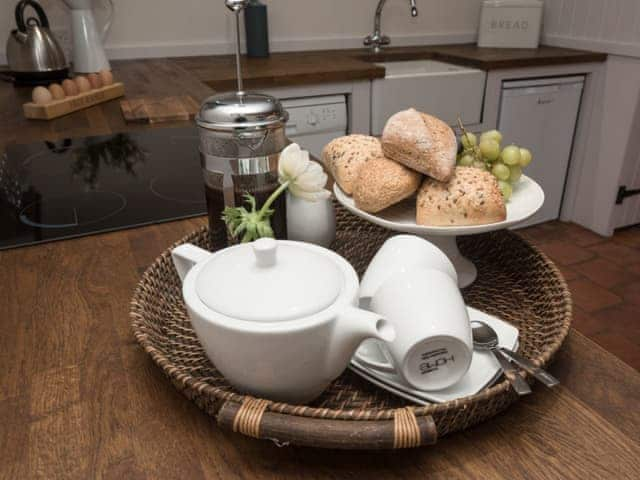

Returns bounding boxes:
[0,127,206,250]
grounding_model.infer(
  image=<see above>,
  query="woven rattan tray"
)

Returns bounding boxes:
[131,205,572,450]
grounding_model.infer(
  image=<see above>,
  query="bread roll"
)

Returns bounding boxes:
[321,135,383,194]
[381,108,457,182]
[353,156,422,213]
[416,167,506,226]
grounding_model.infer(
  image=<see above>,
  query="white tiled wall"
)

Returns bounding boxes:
[543,0,640,57]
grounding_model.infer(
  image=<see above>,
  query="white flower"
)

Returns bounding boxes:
[279,143,331,202]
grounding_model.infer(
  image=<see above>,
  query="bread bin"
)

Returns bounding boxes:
[477,0,543,49]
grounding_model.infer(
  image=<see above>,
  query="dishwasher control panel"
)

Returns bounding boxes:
[282,95,347,137]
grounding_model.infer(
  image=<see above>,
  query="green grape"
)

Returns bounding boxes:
[480,129,503,145]
[460,131,477,149]
[501,145,521,166]
[519,147,533,167]
[492,162,510,181]
[498,180,513,201]
[459,154,474,167]
[472,160,487,170]
[479,139,500,161]
[509,165,522,183]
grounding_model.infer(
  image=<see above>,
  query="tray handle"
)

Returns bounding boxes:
[217,398,438,449]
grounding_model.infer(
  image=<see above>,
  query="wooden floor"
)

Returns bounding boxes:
[519,221,640,371]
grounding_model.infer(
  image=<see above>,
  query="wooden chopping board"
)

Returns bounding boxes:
[120,95,199,124]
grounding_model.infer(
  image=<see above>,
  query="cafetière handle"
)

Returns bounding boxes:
[15,0,50,32]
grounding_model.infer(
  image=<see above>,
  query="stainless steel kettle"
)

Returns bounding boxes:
[6,0,69,85]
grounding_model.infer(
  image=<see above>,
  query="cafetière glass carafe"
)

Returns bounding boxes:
[196,0,289,244]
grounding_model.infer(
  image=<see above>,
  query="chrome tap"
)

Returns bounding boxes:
[364,0,418,53]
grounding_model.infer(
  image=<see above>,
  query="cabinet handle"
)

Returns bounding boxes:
[537,97,555,105]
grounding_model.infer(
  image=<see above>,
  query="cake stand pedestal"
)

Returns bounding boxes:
[334,175,544,288]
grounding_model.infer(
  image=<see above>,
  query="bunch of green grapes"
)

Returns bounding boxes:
[456,128,532,201]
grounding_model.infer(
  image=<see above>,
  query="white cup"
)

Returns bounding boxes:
[359,235,457,300]
[370,267,473,391]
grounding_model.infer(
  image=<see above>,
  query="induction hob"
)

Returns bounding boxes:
[0,127,206,250]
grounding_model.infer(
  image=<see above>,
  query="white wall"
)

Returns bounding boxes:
[543,0,640,58]
[1,0,483,64]
[542,0,640,233]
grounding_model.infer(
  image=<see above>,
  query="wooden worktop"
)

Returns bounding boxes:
[1,216,639,478]
[174,44,606,91]
[0,58,213,153]
[2,47,634,478]
[0,44,605,153]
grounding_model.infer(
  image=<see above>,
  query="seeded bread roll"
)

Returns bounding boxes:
[353,156,422,213]
[381,108,457,182]
[416,167,506,226]
[321,135,383,194]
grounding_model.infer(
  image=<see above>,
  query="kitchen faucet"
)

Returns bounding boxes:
[364,0,418,53]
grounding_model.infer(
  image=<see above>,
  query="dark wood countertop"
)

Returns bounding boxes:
[174,44,606,91]
[0,58,213,153]
[355,44,608,70]
[1,217,639,478]
[0,44,605,153]
[0,46,638,477]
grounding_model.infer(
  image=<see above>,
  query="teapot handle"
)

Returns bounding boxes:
[171,244,211,282]
[15,0,49,32]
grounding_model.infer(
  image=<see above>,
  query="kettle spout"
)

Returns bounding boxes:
[12,30,28,44]
[327,306,395,378]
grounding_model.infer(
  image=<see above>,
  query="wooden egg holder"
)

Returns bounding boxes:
[23,82,125,120]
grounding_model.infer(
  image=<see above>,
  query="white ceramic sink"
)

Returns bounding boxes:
[371,60,487,135]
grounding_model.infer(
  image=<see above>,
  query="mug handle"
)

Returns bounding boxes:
[171,244,211,282]
[354,340,398,374]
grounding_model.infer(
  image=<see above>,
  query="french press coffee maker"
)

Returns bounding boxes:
[196,0,289,245]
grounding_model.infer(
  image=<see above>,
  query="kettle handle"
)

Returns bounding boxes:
[15,0,50,32]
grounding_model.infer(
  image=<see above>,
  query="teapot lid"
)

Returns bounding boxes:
[195,238,343,322]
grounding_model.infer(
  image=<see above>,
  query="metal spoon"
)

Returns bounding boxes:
[471,320,532,396]
[471,320,559,388]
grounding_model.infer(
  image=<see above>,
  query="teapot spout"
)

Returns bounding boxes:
[327,306,395,378]
[171,243,212,283]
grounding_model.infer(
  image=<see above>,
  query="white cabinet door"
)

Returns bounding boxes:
[498,77,584,226]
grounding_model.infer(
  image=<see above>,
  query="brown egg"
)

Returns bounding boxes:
[98,69,113,86]
[74,75,91,93]
[88,72,103,89]
[48,83,65,101]
[62,78,78,96]
[32,86,53,105]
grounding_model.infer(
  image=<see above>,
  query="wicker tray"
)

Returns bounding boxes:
[131,205,572,450]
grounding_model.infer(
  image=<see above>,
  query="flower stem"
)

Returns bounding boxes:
[258,180,289,217]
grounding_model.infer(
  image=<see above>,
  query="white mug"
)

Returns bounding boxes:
[370,267,473,391]
[359,235,457,300]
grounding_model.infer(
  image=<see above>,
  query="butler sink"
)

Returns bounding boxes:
[371,60,487,135]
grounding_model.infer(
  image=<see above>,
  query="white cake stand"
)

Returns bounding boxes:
[334,175,544,288]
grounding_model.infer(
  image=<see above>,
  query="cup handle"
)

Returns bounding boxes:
[171,244,211,282]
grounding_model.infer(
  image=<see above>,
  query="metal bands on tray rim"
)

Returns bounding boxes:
[130,203,572,443]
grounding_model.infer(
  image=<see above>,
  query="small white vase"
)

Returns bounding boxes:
[286,192,336,247]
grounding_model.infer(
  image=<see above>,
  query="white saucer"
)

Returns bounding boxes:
[350,307,519,404]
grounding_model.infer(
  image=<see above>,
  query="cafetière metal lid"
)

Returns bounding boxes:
[196,92,289,132]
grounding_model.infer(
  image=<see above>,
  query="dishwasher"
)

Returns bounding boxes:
[281,95,348,158]
[498,76,585,226]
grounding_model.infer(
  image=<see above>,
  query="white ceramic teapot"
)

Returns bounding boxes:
[172,238,395,404]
